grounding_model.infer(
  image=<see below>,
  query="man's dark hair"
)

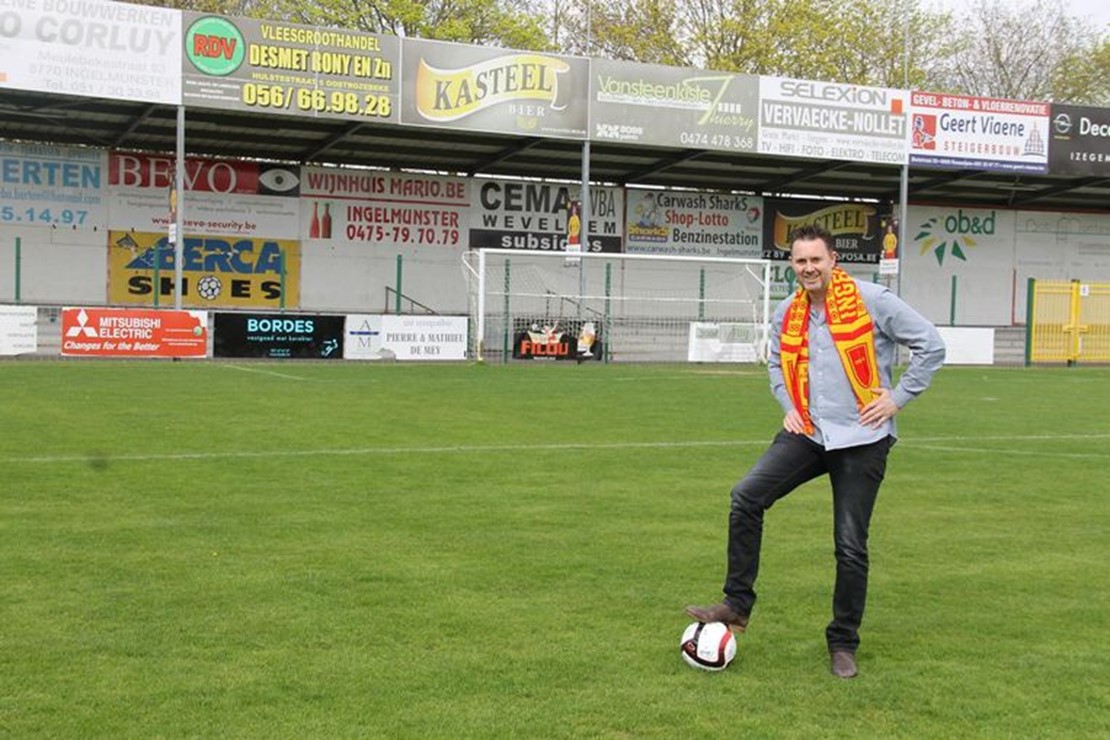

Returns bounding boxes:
[787,223,834,252]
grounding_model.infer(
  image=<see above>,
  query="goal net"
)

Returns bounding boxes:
[462,249,772,363]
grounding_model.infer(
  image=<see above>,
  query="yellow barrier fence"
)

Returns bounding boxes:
[1028,279,1110,364]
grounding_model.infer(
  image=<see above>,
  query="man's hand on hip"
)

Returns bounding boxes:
[860,387,899,428]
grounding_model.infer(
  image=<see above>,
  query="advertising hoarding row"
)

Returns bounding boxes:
[58,307,468,360]
[6,0,1110,179]
[2,138,902,317]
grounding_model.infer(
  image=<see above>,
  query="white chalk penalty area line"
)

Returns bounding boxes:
[6,432,1110,465]
[220,364,309,381]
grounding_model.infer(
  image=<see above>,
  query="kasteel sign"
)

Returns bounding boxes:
[61,307,207,357]
[182,12,400,123]
[762,198,880,264]
[759,77,907,165]
[401,38,588,138]
[590,59,758,152]
[1049,103,1110,176]
[909,91,1050,173]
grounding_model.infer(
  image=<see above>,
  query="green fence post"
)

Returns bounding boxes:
[698,267,706,321]
[502,258,511,363]
[279,249,287,311]
[604,262,612,364]
[1024,278,1035,367]
[395,254,403,314]
[153,240,160,308]
[949,275,957,326]
[14,237,20,303]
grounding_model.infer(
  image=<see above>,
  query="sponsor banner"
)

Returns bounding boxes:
[687,322,759,363]
[937,327,994,365]
[343,314,383,359]
[0,0,181,103]
[909,91,1049,173]
[108,152,300,236]
[182,12,399,123]
[879,214,900,275]
[470,178,623,253]
[625,189,762,258]
[345,314,469,360]
[512,318,602,361]
[108,231,300,309]
[1013,210,1110,322]
[213,312,343,359]
[401,38,588,139]
[590,59,758,151]
[60,307,207,357]
[0,142,108,229]
[762,198,880,264]
[902,205,1015,326]
[300,167,466,247]
[759,77,908,165]
[1049,103,1110,176]
[0,305,37,355]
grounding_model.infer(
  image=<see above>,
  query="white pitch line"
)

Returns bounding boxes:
[910,444,1110,460]
[911,432,1110,443]
[5,432,1110,465]
[220,364,309,381]
[5,439,769,464]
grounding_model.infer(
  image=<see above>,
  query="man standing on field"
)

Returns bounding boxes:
[686,223,945,679]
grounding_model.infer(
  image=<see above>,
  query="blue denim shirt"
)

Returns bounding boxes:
[768,279,946,450]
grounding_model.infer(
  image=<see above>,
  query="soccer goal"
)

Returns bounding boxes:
[462,249,773,363]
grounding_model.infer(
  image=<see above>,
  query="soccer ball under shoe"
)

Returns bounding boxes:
[680,621,737,671]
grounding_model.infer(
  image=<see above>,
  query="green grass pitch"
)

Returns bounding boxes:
[1,360,1108,737]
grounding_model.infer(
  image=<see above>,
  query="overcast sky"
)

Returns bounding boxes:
[934,0,1110,32]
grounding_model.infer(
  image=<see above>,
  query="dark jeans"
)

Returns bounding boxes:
[722,430,894,653]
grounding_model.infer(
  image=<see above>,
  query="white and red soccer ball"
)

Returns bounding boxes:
[680,621,737,671]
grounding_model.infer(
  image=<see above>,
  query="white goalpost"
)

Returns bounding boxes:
[462,248,773,363]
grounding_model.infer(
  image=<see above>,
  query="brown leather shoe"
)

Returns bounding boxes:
[830,650,858,679]
[684,603,750,632]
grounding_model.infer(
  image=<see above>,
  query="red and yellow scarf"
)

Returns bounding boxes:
[780,268,880,434]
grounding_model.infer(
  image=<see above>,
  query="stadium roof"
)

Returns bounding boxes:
[3,88,1110,212]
